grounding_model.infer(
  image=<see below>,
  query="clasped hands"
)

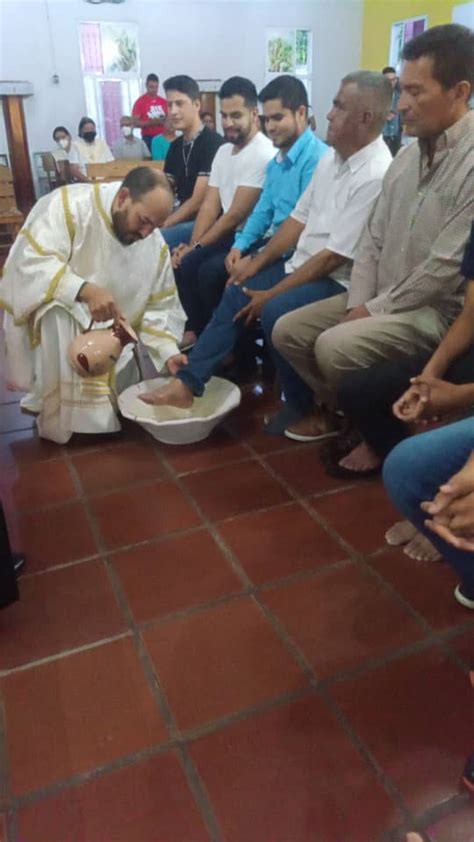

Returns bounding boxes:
[393,376,464,425]
[421,452,474,551]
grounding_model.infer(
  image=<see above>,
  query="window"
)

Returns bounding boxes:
[79,21,141,148]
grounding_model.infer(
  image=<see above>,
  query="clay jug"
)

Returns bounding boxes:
[68,320,138,378]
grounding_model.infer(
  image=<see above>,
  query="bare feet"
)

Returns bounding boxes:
[404,532,441,562]
[140,379,194,408]
[385,520,418,546]
[339,441,381,473]
[385,520,441,562]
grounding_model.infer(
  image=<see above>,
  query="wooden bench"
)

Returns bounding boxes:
[0,166,23,253]
[87,159,164,183]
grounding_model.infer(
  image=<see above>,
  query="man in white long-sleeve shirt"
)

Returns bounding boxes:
[0,167,185,443]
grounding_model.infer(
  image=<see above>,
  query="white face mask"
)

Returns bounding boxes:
[122,126,133,138]
[58,138,69,149]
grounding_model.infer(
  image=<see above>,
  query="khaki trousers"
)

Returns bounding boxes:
[272,292,449,405]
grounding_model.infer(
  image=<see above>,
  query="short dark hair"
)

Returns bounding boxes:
[146,73,159,84]
[52,125,70,140]
[259,75,308,112]
[78,116,95,135]
[163,74,200,100]
[219,76,258,108]
[382,66,397,75]
[402,23,474,90]
[121,166,172,201]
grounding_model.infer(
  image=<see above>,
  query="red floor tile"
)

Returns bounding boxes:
[0,561,126,670]
[447,627,474,668]
[10,458,77,510]
[426,802,474,841]
[331,646,472,813]
[72,441,165,495]
[369,548,468,631]
[18,501,98,572]
[181,460,289,521]
[113,530,242,623]
[144,597,307,732]
[0,403,35,434]
[0,429,62,467]
[234,382,280,417]
[159,427,249,474]
[0,815,5,842]
[190,694,400,842]
[311,481,399,553]
[225,413,292,454]
[2,638,168,796]
[218,502,346,585]
[265,443,349,496]
[17,753,211,842]
[91,479,201,549]
[262,562,425,678]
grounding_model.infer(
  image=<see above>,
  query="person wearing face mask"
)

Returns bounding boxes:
[51,126,88,182]
[75,117,114,165]
[112,116,151,160]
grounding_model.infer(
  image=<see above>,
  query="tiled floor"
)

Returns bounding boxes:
[1,372,473,841]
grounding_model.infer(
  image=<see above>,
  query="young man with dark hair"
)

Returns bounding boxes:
[132,73,168,152]
[140,72,392,414]
[161,75,224,251]
[170,75,274,344]
[273,24,473,446]
[0,167,185,443]
[382,65,402,156]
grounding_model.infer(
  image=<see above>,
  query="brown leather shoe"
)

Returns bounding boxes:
[284,407,341,442]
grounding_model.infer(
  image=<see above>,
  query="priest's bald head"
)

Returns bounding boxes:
[111,166,173,246]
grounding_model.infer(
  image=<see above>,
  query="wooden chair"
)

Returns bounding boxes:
[40,152,62,190]
[87,159,164,183]
[0,166,23,254]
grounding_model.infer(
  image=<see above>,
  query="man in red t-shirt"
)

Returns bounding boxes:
[132,73,168,152]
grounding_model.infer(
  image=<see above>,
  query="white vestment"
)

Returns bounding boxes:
[0,182,185,443]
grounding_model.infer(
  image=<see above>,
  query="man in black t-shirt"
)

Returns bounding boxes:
[162,75,224,251]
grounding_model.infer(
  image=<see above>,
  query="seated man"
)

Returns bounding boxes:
[171,75,274,343]
[273,24,473,442]
[112,116,151,160]
[161,75,224,251]
[0,168,185,444]
[140,71,393,413]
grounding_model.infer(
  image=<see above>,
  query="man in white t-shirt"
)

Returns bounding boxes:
[171,76,274,344]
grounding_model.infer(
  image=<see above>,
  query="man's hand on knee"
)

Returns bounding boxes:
[340,304,370,323]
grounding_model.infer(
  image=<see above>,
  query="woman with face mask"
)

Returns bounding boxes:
[75,116,114,165]
[51,126,88,182]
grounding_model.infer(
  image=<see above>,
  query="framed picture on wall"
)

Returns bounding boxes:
[389,16,428,73]
[265,28,312,105]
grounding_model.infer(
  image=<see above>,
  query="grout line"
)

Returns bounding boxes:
[63,447,224,842]
[0,632,132,678]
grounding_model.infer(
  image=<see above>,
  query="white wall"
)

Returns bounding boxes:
[0,0,364,158]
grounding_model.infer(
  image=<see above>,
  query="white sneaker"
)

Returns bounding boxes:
[20,392,42,414]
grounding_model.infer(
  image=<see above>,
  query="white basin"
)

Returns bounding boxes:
[118,376,241,445]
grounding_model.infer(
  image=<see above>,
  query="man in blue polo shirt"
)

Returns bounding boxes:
[225,75,328,277]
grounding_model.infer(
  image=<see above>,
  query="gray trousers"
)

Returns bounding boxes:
[271,292,449,405]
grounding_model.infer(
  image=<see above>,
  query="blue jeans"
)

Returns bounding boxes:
[383,417,474,596]
[161,221,194,253]
[178,260,345,412]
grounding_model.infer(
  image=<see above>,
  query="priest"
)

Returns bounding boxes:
[0,167,186,443]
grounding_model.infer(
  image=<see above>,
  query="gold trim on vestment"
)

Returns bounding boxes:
[147,286,177,305]
[20,228,65,263]
[93,183,113,234]
[60,186,76,245]
[140,325,178,344]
